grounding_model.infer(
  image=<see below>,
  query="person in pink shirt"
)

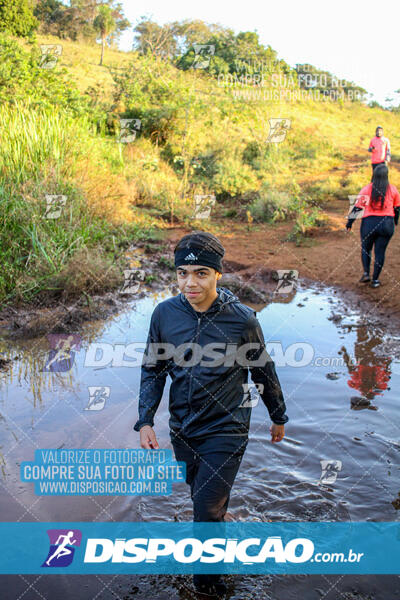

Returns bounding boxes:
[346,164,400,288]
[368,126,391,177]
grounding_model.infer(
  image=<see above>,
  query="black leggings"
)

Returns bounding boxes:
[360,215,394,280]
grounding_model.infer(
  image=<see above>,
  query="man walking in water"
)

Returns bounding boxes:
[134,230,288,597]
[368,126,391,176]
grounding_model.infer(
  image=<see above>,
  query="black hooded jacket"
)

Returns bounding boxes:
[133,287,288,438]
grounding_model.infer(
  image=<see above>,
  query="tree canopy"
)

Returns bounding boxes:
[34,0,129,43]
[0,0,37,37]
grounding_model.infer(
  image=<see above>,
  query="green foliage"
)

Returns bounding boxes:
[0,180,131,303]
[242,140,262,166]
[1,23,399,305]
[369,100,384,109]
[0,34,93,117]
[133,19,179,59]
[93,6,115,37]
[247,183,327,241]
[295,63,367,103]
[0,0,37,37]
[0,101,156,303]
[293,142,317,160]
[213,156,258,197]
[0,105,75,184]
[248,183,294,223]
[33,0,63,33]
[242,140,285,172]
[176,27,290,79]
[94,5,116,65]
[190,151,220,181]
[305,176,344,202]
[157,256,175,270]
[134,107,180,145]
[34,0,129,43]
[145,274,157,283]
[287,196,328,245]
[340,168,370,197]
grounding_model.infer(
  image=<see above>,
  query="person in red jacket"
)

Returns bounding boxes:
[368,126,391,177]
[346,164,400,287]
[340,326,391,403]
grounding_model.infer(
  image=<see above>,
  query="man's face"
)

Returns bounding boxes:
[176,264,221,307]
[376,128,383,137]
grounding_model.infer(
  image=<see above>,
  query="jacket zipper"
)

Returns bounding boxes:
[183,295,230,415]
[187,315,201,407]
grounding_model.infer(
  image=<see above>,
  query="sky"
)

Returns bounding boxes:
[116,0,400,107]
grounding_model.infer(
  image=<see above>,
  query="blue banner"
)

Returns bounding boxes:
[20,449,185,496]
[0,522,399,574]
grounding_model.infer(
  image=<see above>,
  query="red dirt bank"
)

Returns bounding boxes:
[164,198,400,321]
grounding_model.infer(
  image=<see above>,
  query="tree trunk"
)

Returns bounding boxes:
[100,36,105,66]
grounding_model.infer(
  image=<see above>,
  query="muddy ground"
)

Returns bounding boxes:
[167,197,400,318]
[1,195,400,359]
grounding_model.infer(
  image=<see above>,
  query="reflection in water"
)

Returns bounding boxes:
[340,325,392,402]
[0,317,118,407]
[0,288,175,389]
[0,285,290,408]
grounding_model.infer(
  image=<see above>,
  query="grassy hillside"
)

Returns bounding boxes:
[1,33,399,306]
[19,34,133,101]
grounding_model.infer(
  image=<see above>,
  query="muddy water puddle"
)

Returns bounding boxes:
[0,282,399,599]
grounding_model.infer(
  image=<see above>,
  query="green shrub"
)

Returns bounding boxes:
[287,197,327,244]
[0,0,38,37]
[213,157,258,197]
[305,176,344,203]
[0,34,92,117]
[248,184,293,222]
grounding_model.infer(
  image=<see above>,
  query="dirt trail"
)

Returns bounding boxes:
[2,154,400,341]
[164,155,400,323]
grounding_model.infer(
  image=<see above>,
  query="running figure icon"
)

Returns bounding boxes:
[45,531,77,566]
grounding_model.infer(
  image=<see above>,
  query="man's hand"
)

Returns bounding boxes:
[139,425,159,449]
[270,423,285,443]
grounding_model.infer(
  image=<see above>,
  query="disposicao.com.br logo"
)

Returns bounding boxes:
[82,535,363,565]
[4,521,396,575]
[30,522,383,575]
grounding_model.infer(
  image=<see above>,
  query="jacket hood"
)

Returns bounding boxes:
[180,286,239,314]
